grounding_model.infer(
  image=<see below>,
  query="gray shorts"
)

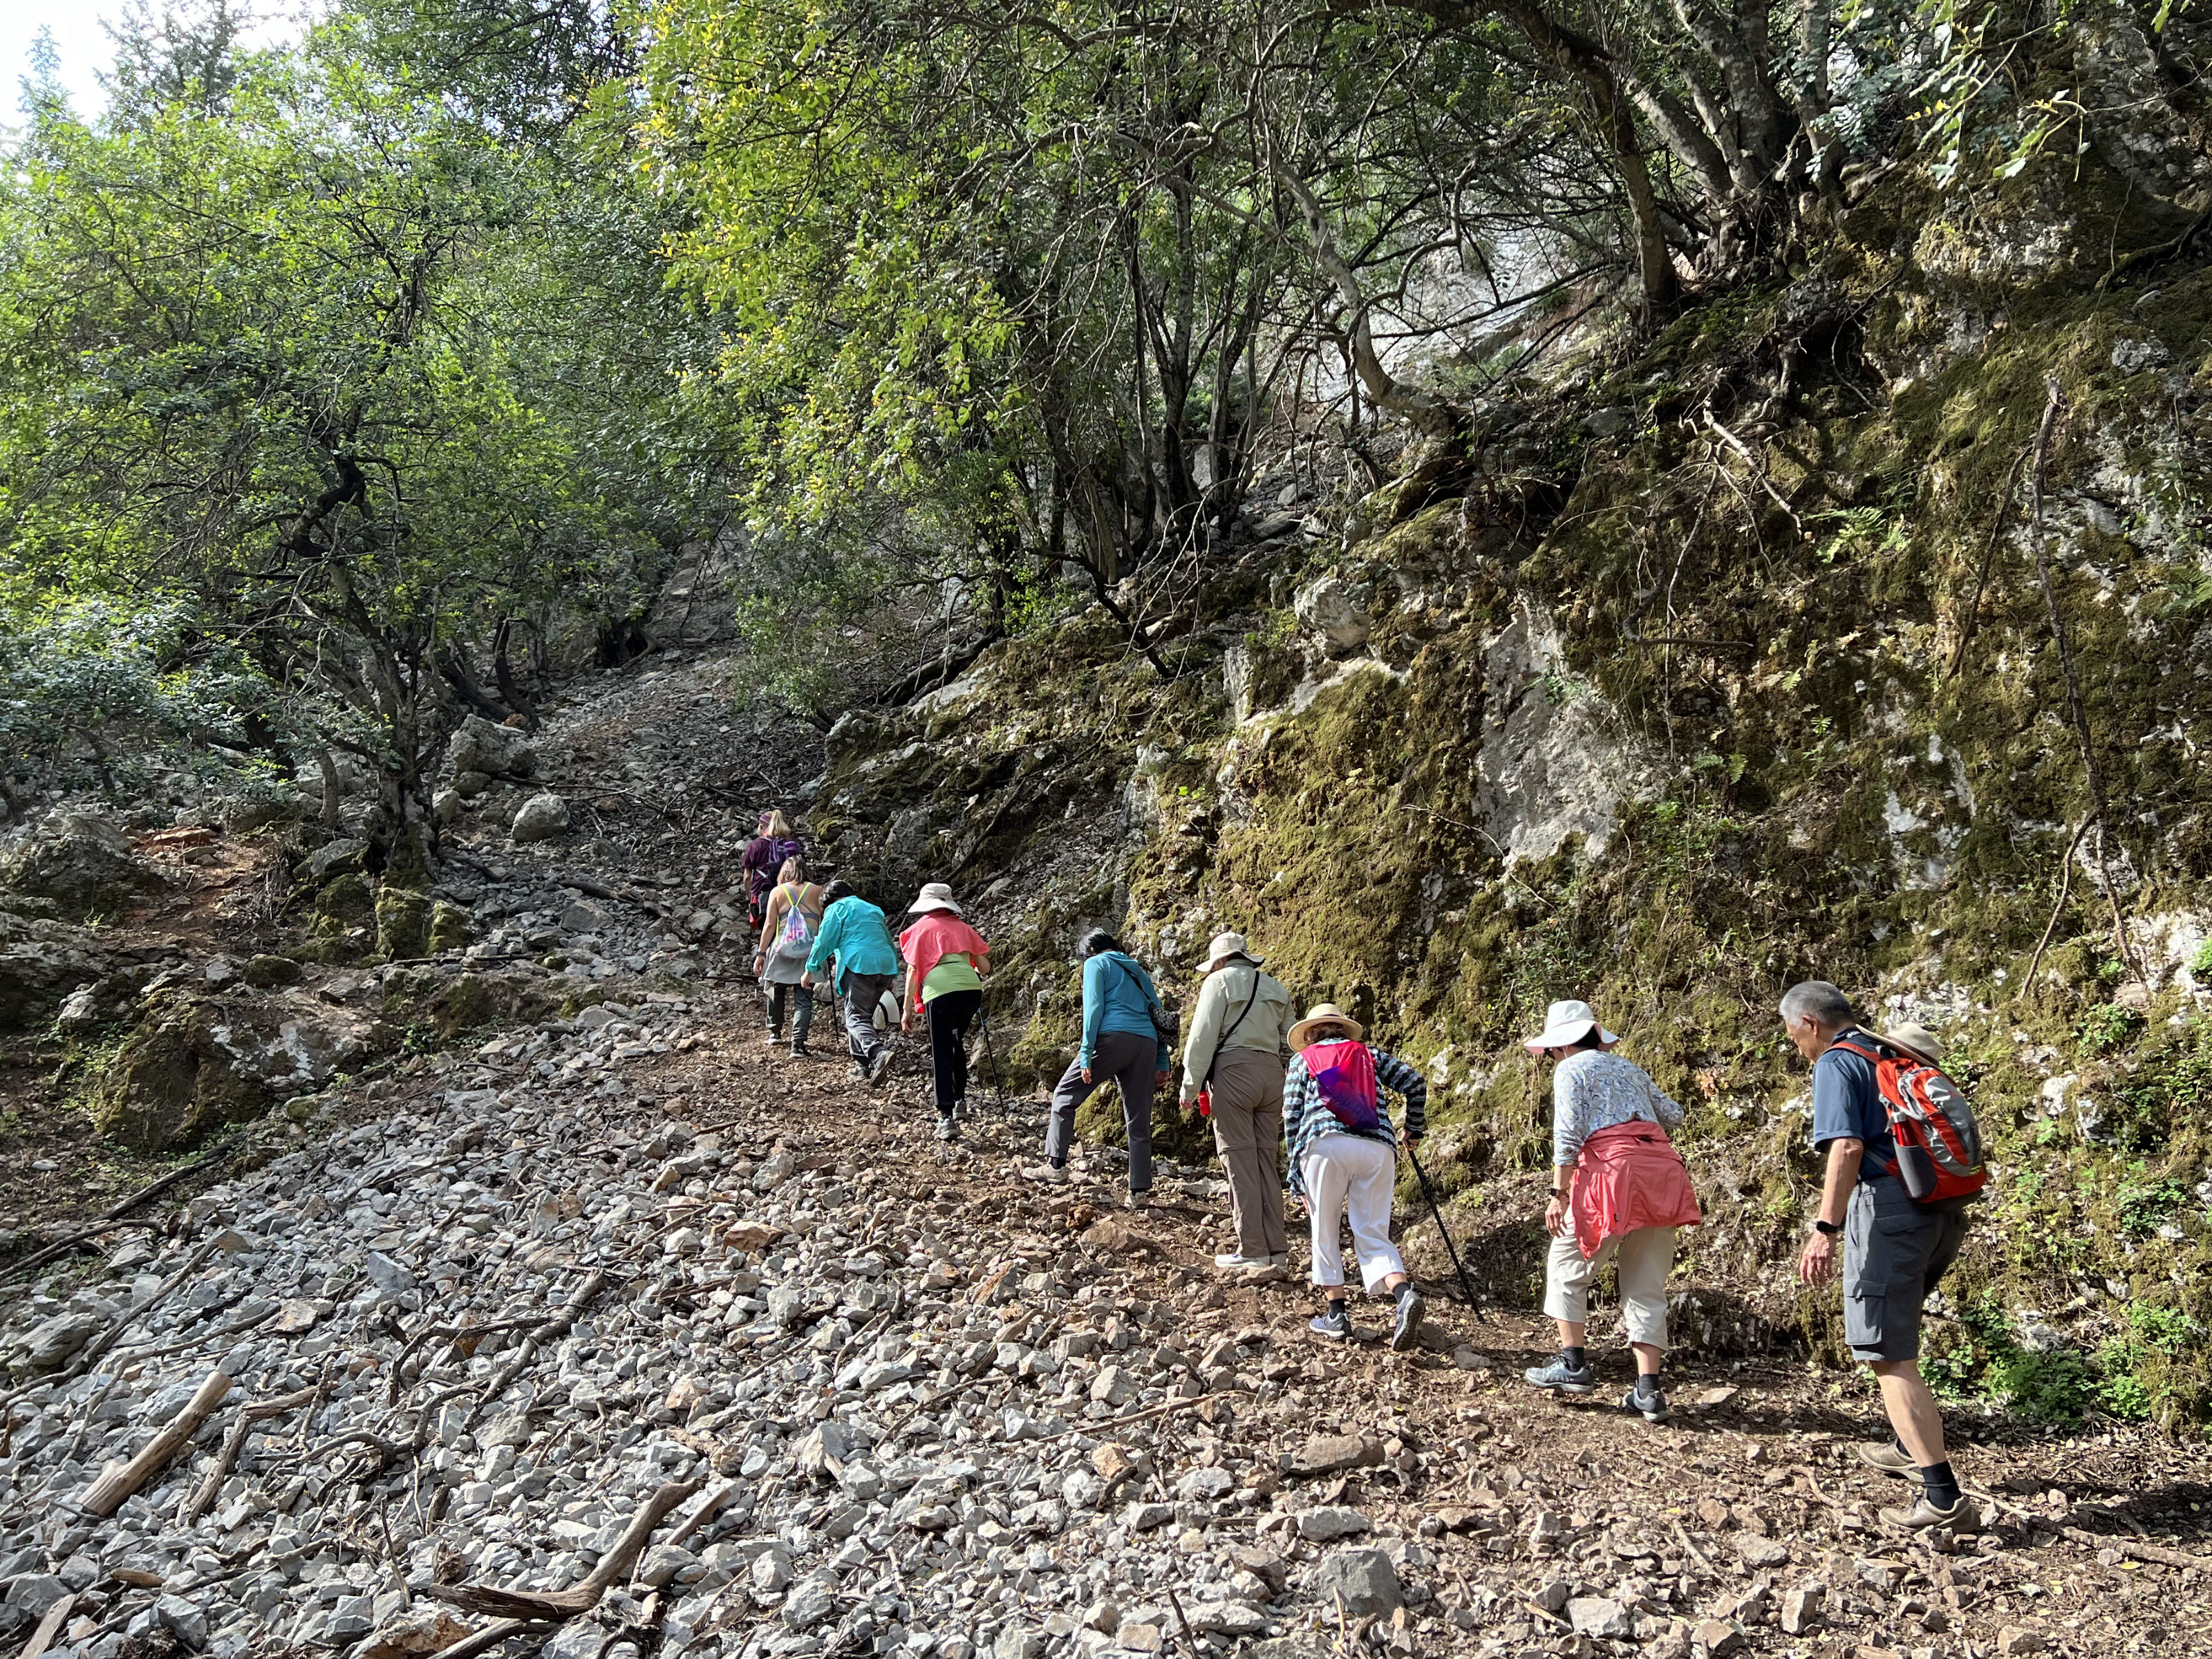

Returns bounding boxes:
[1843,1175,1970,1362]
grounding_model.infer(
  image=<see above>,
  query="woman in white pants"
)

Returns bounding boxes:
[1282,1004,1429,1350]
[1518,1000,1700,1422]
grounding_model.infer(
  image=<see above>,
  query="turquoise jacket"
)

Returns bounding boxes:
[1081,950,1171,1072]
[805,897,899,993]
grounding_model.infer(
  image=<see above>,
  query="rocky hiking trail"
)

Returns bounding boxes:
[1,655,2209,1659]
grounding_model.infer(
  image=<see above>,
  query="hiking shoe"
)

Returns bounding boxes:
[1880,1493,1982,1534]
[1213,1252,1276,1271]
[1126,1188,1152,1210]
[1523,1356,1597,1394]
[761,1033,782,1046]
[935,1115,955,1141]
[850,1061,868,1082]
[1389,1290,1425,1351]
[1033,1163,1070,1185]
[950,1098,965,1125]
[867,1047,894,1085]
[1856,1441,1922,1480]
[1621,1383,1669,1423]
[791,1042,809,1059]
[1310,1307,1352,1341]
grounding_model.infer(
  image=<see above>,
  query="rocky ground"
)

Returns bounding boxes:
[1,656,2209,1659]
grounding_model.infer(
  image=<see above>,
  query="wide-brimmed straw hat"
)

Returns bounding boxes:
[907,882,963,917]
[1289,1003,1362,1050]
[1521,999,1620,1054]
[1881,1022,1946,1064]
[1205,931,1262,971]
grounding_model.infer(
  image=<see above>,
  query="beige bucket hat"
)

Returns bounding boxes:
[906,882,963,917]
[1204,931,1262,971]
[1880,1021,1947,1064]
[1521,999,1621,1054]
[1288,1003,1363,1050]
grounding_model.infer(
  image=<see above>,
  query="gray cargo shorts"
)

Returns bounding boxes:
[1844,1174,1970,1362]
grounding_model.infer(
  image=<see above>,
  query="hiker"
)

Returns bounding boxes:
[742,810,803,929]
[1517,1000,1699,1423]
[800,880,899,1085]
[1177,931,1295,1275]
[1282,1003,1427,1349]
[1788,981,1980,1533]
[898,882,990,1141]
[751,857,825,1057]
[1041,930,1172,1205]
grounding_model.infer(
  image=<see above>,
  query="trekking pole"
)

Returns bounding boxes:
[1406,1142,1488,1322]
[976,1000,1008,1109]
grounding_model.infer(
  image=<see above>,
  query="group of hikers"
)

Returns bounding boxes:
[738,811,1985,1537]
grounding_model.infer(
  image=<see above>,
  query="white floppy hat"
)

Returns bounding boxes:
[1521,999,1620,1054]
[1204,930,1261,971]
[907,882,963,917]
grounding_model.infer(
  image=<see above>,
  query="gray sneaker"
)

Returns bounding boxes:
[1523,1356,1597,1394]
[935,1115,955,1141]
[1310,1306,1351,1341]
[1857,1441,1922,1480]
[1389,1291,1425,1351]
[867,1047,894,1085]
[1621,1383,1669,1423]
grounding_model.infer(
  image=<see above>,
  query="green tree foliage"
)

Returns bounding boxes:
[0,4,702,859]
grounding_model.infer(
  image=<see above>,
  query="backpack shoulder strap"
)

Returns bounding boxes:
[1203,973,1264,1087]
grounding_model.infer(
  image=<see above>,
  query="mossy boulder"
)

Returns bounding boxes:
[242,954,302,988]
[375,883,432,961]
[427,899,477,955]
[381,966,563,1042]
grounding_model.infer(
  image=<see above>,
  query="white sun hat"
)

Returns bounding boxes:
[1204,931,1262,971]
[906,882,963,917]
[1521,999,1620,1054]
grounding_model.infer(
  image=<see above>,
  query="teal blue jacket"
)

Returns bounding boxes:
[1081,950,1171,1072]
[805,897,899,993]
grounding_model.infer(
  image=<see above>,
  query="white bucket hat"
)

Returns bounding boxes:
[1521,999,1620,1054]
[906,882,963,917]
[1204,931,1261,971]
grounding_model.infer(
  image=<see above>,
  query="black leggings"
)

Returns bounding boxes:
[925,989,982,1115]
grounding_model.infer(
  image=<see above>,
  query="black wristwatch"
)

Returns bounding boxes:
[1813,1219,1843,1237]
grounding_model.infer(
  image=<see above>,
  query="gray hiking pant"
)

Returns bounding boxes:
[838,971,895,1067]
[1045,1029,1158,1193]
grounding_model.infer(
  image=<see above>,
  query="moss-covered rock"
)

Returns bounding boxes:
[374,882,431,961]
[427,900,477,955]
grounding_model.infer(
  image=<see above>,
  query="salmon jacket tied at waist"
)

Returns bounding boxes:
[1569,1119,1701,1259]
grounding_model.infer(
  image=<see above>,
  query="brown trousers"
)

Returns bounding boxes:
[1209,1048,1288,1258]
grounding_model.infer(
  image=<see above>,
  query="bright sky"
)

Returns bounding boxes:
[0,0,306,118]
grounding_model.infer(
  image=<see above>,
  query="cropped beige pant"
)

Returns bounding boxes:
[1542,1226,1676,1349]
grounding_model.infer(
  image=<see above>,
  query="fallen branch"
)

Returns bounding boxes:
[182,1385,316,1526]
[2060,1524,2211,1571]
[1699,410,1806,541]
[463,1267,612,1430]
[1946,444,2030,680]
[1,1145,236,1281]
[79,1367,232,1518]
[429,1615,541,1659]
[1670,1517,1717,1576]
[659,1477,740,1554]
[2022,818,2092,991]
[1163,1588,1202,1659]
[1047,1394,1211,1440]
[423,1477,702,1620]
[19,1591,75,1659]
[58,1234,225,1386]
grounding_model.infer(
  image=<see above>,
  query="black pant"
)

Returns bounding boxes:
[926,990,982,1115]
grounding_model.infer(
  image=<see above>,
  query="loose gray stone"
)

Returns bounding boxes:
[1308,1549,1400,1618]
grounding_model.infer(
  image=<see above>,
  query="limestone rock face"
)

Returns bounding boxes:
[0,814,167,919]
[1293,576,1371,654]
[1473,596,1656,866]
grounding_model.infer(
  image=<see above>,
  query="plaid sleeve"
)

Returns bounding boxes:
[1374,1050,1426,1141]
[1283,1058,1314,1196]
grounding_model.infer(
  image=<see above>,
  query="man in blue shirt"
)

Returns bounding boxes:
[1040,929,1172,1203]
[1788,980,1976,1535]
[802,882,901,1084]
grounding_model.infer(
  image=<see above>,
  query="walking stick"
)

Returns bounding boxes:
[975,1000,1008,1108]
[1407,1143,1488,1321]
